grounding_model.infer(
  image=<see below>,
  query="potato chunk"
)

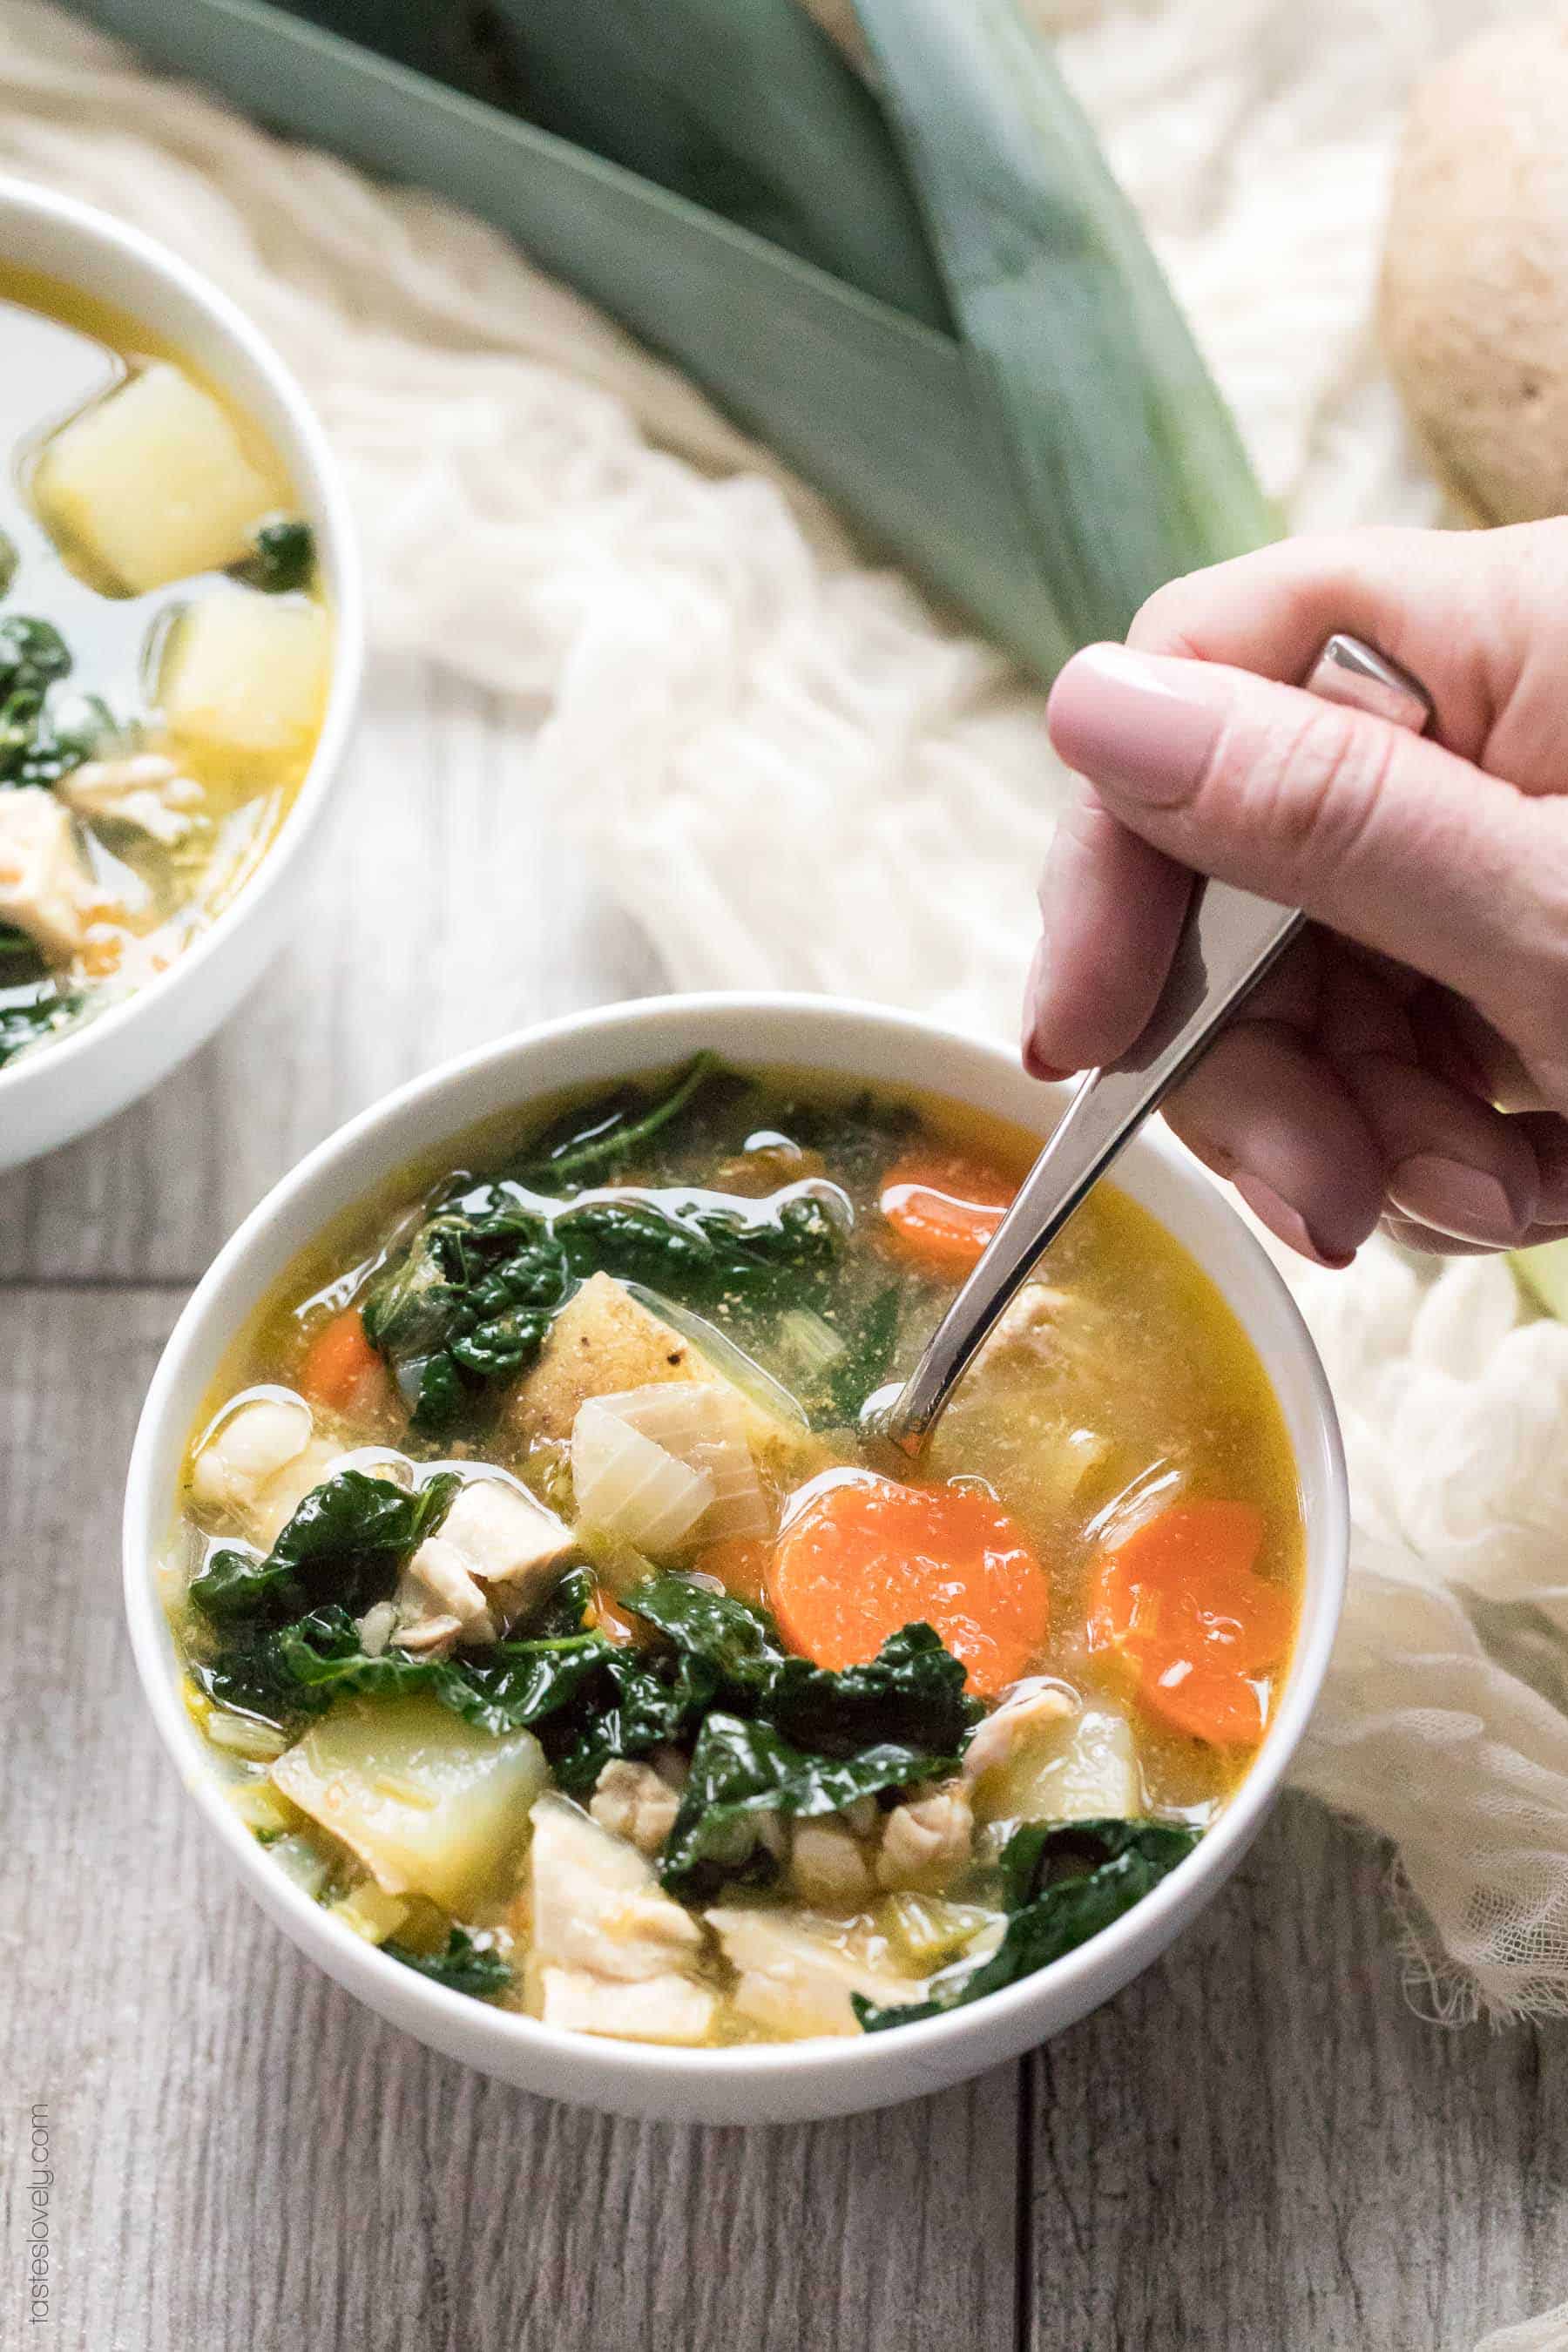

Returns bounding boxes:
[513,1273,809,1483]
[33,362,280,593]
[159,585,328,761]
[271,1693,546,1912]
[516,1274,703,1441]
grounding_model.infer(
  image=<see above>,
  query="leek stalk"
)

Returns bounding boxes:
[74,0,1273,679]
[855,0,1275,648]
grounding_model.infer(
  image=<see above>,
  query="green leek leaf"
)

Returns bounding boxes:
[248,0,949,323]
[469,0,951,330]
[853,0,1275,649]
[76,0,1065,673]
[78,0,1272,676]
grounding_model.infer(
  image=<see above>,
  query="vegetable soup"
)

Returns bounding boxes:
[166,1058,1302,2044]
[0,265,329,1069]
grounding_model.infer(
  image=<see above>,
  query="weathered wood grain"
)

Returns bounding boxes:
[1025,1797,1568,2351]
[0,657,662,1282]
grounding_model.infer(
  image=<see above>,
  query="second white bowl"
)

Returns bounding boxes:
[0,177,363,1170]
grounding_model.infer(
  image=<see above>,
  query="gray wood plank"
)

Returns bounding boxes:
[2,1287,1020,2352]
[0,656,665,1282]
[1024,1793,1568,2352]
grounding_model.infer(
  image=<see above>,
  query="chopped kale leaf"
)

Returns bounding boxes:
[515,1052,727,1187]
[384,1927,510,1998]
[659,1712,957,1903]
[233,517,315,594]
[188,1470,461,1624]
[360,1173,841,1437]
[0,968,80,1068]
[853,1817,1200,2031]
[625,1576,981,1755]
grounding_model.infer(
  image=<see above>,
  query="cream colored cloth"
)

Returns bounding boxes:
[4,0,1567,2059]
[1479,2303,1568,2352]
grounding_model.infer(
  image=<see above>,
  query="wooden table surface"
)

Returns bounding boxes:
[6,659,1565,2352]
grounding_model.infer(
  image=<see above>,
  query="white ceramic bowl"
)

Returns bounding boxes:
[124,995,1348,2125]
[0,178,363,1170]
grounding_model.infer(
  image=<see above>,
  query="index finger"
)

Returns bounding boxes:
[1126,524,1568,782]
[1026,785,1190,1076]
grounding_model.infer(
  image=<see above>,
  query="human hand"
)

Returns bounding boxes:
[1024,523,1568,1265]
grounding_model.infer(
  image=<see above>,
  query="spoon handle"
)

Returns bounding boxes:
[881,632,1433,1456]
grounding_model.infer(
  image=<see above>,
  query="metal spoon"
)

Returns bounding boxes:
[875,632,1435,1457]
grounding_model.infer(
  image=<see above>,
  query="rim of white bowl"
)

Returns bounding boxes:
[0,175,364,1111]
[125,992,1348,2099]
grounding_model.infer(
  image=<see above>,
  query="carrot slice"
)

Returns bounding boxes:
[769,1471,1049,1698]
[298,1306,395,1419]
[1089,1499,1289,1747]
[879,1148,1017,1277]
[591,1585,643,1647]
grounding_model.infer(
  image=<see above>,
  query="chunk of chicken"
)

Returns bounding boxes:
[355,1599,399,1658]
[389,1604,463,1657]
[790,1817,874,1910]
[190,1393,347,1547]
[960,1686,1075,1788]
[398,1537,497,1646]
[875,1786,974,1895]
[529,1794,706,1984]
[978,1281,1069,1364]
[706,1907,926,2039]
[397,1474,576,1655]
[538,1966,716,2046]
[190,1392,314,1513]
[590,1759,682,1856]
[0,787,98,962]
[58,751,204,847]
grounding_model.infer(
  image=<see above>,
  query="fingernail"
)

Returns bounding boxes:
[1024,1039,1071,1083]
[1046,644,1227,807]
[1233,1172,1354,1270]
[1389,1155,1524,1243]
[1021,937,1073,1082]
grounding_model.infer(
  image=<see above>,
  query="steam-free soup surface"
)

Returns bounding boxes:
[168,1062,1302,2044]
[0,265,328,1068]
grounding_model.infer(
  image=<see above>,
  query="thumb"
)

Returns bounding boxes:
[1045,642,1563,1028]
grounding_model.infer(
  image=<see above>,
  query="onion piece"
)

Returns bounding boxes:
[625,1284,808,1429]
[571,1401,716,1554]
[585,1382,770,1540]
